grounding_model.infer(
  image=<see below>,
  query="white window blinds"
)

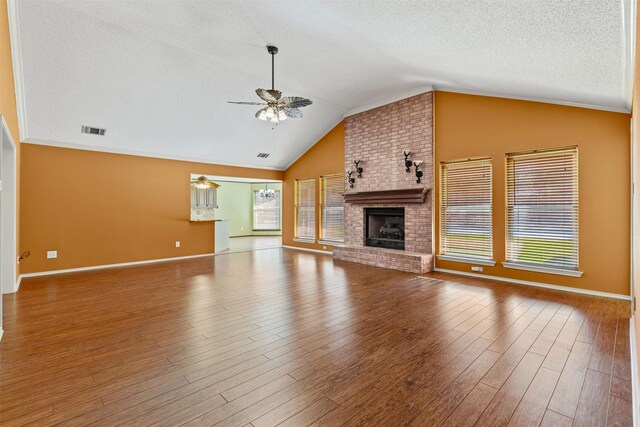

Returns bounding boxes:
[440,158,493,259]
[506,147,578,270]
[295,178,315,239]
[253,191,281,230]
[320,174,344,243]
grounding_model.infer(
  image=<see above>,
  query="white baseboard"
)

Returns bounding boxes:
[0,329,3,342]
[631,319,639,427]
[433,268,631,301]
[18,253,215,281]
[282,245,333,255]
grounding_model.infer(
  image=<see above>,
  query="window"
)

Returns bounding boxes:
[295,178,315,240]
[253,190,281,230]
[506,147,579,273]
[320,174,344,243]
[440,158,493,261]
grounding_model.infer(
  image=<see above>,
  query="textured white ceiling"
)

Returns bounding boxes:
[9,0,634,170]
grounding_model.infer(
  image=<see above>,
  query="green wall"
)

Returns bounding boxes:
[214,181,282,237]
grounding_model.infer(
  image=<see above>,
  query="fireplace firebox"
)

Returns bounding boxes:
[365,208,405,250]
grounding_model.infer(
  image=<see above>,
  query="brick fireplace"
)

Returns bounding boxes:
[333,92,434,274]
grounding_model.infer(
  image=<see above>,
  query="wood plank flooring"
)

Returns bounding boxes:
[0,248,633,426]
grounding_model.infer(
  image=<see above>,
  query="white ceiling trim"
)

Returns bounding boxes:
[6,0,28,141]
[431,86,632,114]
[22,138,284,171]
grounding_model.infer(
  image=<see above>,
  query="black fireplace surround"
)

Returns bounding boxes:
[365,208,405,250]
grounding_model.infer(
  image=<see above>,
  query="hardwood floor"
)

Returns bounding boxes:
[227,236,282,253]
[0,248,633,426]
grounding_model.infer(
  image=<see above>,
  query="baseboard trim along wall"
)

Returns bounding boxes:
[433,268,632,301]
[17,253,216,285]
[282,245,333,255]
[630,319,639,427]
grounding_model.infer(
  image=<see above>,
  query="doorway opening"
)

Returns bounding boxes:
[189,174,282,254]
[0,115,17,339]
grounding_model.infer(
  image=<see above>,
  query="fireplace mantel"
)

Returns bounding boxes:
[343,188,430,204]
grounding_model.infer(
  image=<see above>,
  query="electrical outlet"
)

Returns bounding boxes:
[471,266,483,272]
[47,250,57,259]
[240,226,244,231]
[175,241,181,248]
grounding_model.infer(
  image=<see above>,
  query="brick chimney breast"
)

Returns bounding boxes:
[334,92,434,274]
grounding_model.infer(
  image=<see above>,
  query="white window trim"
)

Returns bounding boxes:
[317,240,344,247]
[440,157,493,261]
[294,178,316,240]
[437,255,496,266]
[502,261,583,277]
[293,237,316,244]
[252,190,281,231]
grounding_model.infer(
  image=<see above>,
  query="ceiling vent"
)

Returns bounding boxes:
[257,153,270,158]
[81,125,106,136]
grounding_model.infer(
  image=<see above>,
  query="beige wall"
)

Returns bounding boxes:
[282,122,345,251]
[20,144,282,274]
[435,91,631,296]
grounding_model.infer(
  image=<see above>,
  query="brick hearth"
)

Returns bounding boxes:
[333,92,434,274]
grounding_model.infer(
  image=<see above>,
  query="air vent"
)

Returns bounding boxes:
[257,153,270,158]
[81,125,106,136]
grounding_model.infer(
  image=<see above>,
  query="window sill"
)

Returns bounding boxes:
[437,255,496,266]
[317,240,343,247]
[293,238,316,244]
[502,262,583,278]
[252,229,282,232]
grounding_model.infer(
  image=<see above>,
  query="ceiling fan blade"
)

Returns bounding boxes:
[280,96,313,108]
[228,101,267,105]
[267,89,282,100]
[284,108,303,118]
[256,88,280,102]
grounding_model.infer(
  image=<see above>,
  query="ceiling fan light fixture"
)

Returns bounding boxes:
[258,109,268,121]
[194,175,209,189]
[266,107,275,119]
[278,109,287,121]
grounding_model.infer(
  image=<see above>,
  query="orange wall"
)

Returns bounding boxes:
[20,144,282,274]
[435,91,631,296]
[282,122,344,251]
[0,0,20,278]
[632,0,640,389]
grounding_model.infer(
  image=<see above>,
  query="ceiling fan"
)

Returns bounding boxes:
[228,46,312,124]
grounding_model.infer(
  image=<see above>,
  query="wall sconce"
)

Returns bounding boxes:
[414,161,424,183]
[347,170,356,188]
[354,160,363,178]
[403,151,412,172]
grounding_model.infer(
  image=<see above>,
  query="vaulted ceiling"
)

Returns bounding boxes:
[8,0,635,170]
